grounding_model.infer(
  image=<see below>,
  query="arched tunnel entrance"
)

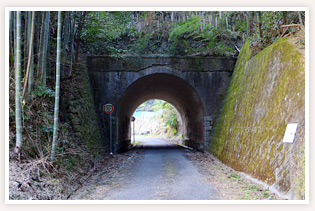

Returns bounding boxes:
[117,73,205,152]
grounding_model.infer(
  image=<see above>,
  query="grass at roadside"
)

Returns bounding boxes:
[186,151,284,200]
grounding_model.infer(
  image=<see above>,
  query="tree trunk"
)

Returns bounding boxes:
[22,11,35,101]
[50,11,62,162]
[61,12,70,79]
[69,12,76,76]
[37,12,45,82]
[247,11,254,36]
[9,12,14,61]
[41,11,50,87]
[73,11,87,71]
[34,12,40,65]
[13,12,16,69]
[256,11,262,39]
[226,16,229,31]
[298,11,304,31]
[14,11,22,155]
[281,11,287,25]
[23,12,28,71]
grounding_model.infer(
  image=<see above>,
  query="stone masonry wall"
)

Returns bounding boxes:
[209,38,305,199]
[87,56,236,152]
[60,65,106,156]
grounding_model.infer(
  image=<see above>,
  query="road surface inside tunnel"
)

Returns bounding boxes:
[103,137,217,200]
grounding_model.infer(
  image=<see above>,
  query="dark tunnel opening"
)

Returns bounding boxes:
[117,73,205,152]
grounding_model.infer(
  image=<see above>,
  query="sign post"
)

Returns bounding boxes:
[131,116,135,144]
[103,104,114,154]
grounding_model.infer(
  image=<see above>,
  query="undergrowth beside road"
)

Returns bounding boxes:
[8,62,105,200]
[186,151,285,200]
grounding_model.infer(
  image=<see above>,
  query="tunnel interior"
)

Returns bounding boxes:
[117,73,205,152]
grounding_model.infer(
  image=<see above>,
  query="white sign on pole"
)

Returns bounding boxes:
[282,123,298,143]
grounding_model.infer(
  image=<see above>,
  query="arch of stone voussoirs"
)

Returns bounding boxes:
[117,73,205,152]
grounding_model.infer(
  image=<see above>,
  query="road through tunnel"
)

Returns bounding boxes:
[117,73,204,152]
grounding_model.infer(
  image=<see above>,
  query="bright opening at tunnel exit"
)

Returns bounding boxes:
[131,100,183,146]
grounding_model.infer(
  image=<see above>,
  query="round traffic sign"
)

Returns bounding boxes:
[103,103,114,114]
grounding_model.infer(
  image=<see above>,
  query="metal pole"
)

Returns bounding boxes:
[110,113,112,154]
[130,116,135,144]
[133,120,135,144]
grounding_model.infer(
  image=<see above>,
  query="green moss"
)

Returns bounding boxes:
[209,37,305,197]
[293,144,305,199]
[209,40,252,158]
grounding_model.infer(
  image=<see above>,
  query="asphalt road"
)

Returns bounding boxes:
[104,137,217,200]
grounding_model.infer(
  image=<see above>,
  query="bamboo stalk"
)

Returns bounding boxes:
[41,11,50,87]
[50,11,62,162]
[22,11,35,101]
[37,12,45,82]
[9,12,14,58]
[15,11,22,155]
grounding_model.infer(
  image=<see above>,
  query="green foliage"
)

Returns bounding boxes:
[168,15,236,56]
[32,86,55,98]
[229,172,241,180]
[216,42,234,56]
[157,101,179,135]
[129,31,156,54]
[168,16,203,55]
[294,144,305,200]
[166,115,177,130]
[80,11,136,56]
[260,12,283,46]
[40,124,54,134]
[239,185,271,200]
[77,11,304,56]
[136,100,180,135]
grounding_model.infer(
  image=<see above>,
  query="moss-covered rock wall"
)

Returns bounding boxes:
[209,37,305,199]
[61,65,105,157]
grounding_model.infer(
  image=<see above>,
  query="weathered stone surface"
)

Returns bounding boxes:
[63,65,105,155]
[87,56,236,152]
[87,56,236,72]
[209,38,305,199]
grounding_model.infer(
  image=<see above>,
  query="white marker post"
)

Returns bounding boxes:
[103,104,114,154]
[283,123,298,143]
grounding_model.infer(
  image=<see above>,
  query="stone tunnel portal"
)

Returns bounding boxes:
[117,73,205,152]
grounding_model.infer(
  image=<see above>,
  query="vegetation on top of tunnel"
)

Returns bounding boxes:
[79,11,305,57]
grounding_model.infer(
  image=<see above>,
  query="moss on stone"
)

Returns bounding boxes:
[65,66,105,157]
[209,37,305,199]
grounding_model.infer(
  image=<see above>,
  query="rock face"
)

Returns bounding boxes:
[209,38,305,199]
[61,65,105,155]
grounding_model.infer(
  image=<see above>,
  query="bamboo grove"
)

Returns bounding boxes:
[9,10,305,162]
[9,11,83,161]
